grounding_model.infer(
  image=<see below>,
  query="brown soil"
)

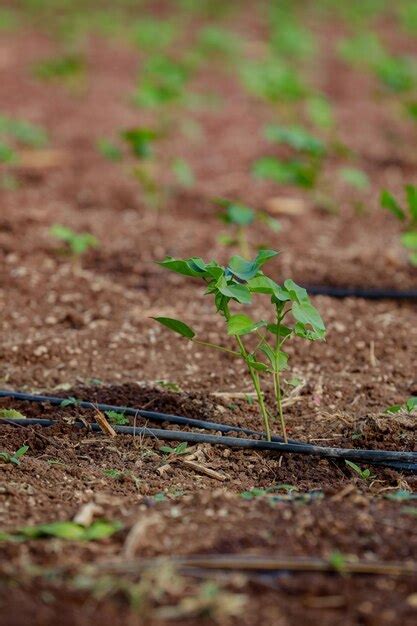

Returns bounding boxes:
[0,3,416,626]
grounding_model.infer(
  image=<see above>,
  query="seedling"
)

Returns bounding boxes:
[96,138,123,162]
[153,250,326,441]
[0,114,48,148]
[0,519,121,542]
[380,186,417,265]
[60,396,82,407]
[171,158,195,188]
[50,224,99,258]
[121,126,163,208]
[131,18,176,53]
[253,125,326,189]
[155,380,182,393]
[0,114,48,170]
[339,167,370,191]
[305,94,334,130]
[338,33,417,93]
[216,198,280,258]
[133,55,191,109]
[196,25,241,60]
[105,411,129,426]
[34,54,85,89]
[385,396,417,415]
[160,442,189,456]
[103,468,124,480]
[0,408,26,419]
[345,460,375,481]
[241,59,306,104]
[269,16,316,61]
[0,445,29,466]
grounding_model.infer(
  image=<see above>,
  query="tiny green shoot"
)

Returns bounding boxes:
[380,186,417,265]
[345,460,375,481]
[216,198,280,258]
[160,442,189,456]
[0,408,26,420]
[105,411,129,426]
[0,445,29,466]
[50,225,99,258]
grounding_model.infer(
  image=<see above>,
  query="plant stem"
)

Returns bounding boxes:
[193,339,240,357]
[237,226,250,259]
[273,311,288,443]
[235,335,271,441]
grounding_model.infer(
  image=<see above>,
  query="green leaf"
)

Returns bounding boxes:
[121,127,158,158]
[406,185,417,221]
[216,199,255,226]
[247,276,287,298]
[218,282,252,304]
[253,157,318,188]
[84,520,123,540]
[260,344,288,371]
[12,519,122,542]
[406,397,417,411]
[401,231,417,249]
[266,324,293,338]
[227,314,267,336]
[105,410,129,426]
[227,250,278,281]
[158,257,204,277]
[13,445,29,460]
[339,167,370,190]
[306,95,334,129]
[380,190,405,221]
[292,301,326,332]
[172,158,195,188]
[153,317,195,339]
[264,124,325,156]
[0,408,26,419]
[283,279,309,303]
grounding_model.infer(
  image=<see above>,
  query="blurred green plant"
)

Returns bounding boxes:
[216,198,280,258]
[381,185,417,265]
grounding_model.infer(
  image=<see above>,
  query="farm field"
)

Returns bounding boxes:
[0,1,416,625]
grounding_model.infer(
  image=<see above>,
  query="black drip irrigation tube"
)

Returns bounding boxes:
[304,285,417,300]
[1,390,416,473]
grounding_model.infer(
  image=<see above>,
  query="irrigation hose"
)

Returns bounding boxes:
[1,390,416,471]
[0,389,297,443]
[2,416,417,473]
[102,555,417,577]
[305,285,417,300]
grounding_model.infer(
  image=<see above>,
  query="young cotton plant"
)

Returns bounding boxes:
[153,250,325,442]
[216,198,280,259]
[381,185,417,265]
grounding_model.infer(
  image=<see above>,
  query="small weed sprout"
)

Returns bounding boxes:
[34,54,85,91]
[50,224,99,259]
[385,396,417,415]
[160,442,189,456]
[345,460,375,481]
[216,198,280,258]
[380,186,417,265]
[154,250,325,441]
[0,445,29,466]
[96,138,123,162]
[105,411,129,426]
[0,408,26,419]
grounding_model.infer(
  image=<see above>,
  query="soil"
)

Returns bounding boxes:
[0,2,416,626]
